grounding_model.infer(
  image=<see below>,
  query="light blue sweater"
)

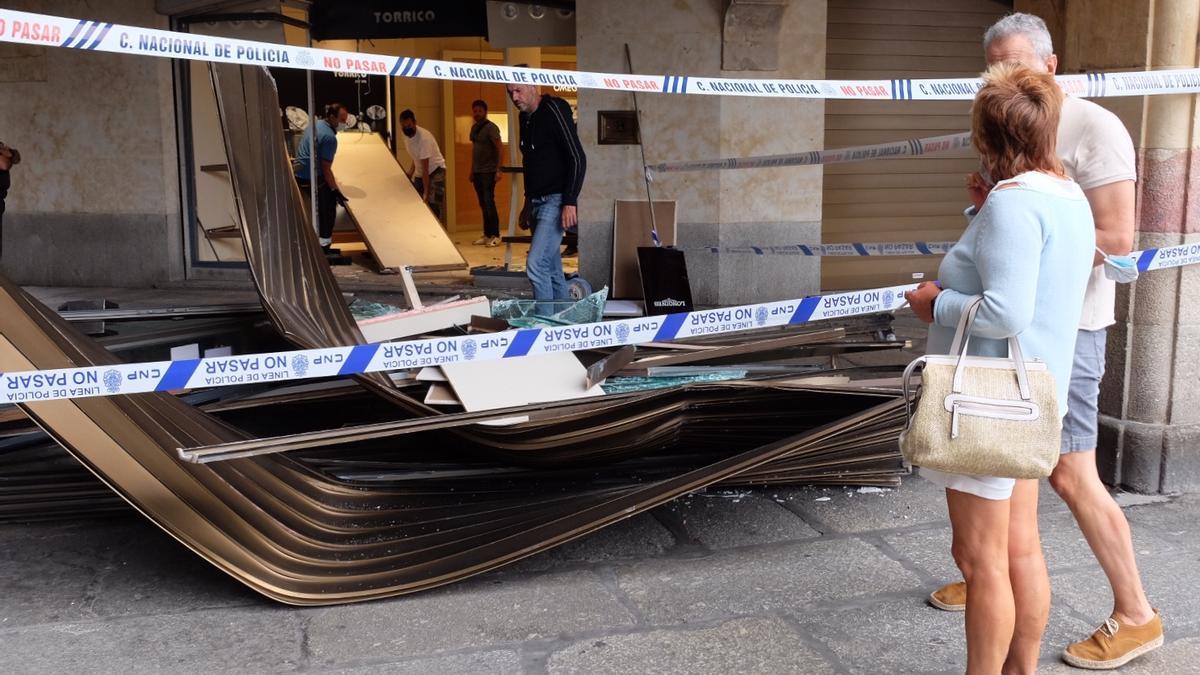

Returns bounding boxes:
[930,171,1095,415]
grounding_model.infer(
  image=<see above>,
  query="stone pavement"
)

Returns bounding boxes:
[0,475,1197,674]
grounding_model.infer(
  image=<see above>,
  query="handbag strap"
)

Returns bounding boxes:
[900,355,926,428]
[1006,335,1033,400]
[950,296,1034,401]
[947,295,980,356]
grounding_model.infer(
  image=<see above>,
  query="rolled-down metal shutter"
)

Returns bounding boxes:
[822,0,1013,290]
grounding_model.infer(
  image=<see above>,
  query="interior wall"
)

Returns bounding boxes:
[0,0,183,287]
[577,0,826,306]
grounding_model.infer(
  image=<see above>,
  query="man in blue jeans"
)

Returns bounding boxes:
[506,73,586,307]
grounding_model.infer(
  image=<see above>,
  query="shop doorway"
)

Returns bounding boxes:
[440,50,577,272]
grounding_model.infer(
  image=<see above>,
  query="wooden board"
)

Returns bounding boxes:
[333,131,467,272]
[612,200,677,299]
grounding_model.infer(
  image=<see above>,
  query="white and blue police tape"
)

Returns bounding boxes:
[0,283,917,404]
[679,242,958,257]
[692,239,1200,262]
[6,240,1200,404]
[4,9,1200,101]
[1134,242,1200,273]
[650,133,973,173]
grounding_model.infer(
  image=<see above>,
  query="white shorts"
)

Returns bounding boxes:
[919,467,1015,500]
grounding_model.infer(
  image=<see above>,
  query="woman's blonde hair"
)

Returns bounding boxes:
[971,62,1064,182]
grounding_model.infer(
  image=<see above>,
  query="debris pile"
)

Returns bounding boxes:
[0,64,912,604]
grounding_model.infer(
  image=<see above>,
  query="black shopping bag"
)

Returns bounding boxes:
[637,246,694,315]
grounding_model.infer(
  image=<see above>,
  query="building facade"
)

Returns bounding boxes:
[0,0,1196,492]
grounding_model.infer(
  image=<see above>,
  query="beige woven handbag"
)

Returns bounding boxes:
[899,296,1061,479]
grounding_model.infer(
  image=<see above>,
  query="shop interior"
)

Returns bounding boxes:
[184,5,580,291]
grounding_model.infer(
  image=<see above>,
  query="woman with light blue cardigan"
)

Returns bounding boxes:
[904,63,1094,673]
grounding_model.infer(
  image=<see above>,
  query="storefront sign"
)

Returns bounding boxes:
[309,0,487,41]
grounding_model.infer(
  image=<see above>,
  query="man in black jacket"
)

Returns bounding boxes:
[506,76,586,305]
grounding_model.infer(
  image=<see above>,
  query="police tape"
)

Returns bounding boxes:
[679,242,957,256]
[676,240,1200,262]
[649,133,973,173]
[3,240,1197,404]
[0,283,917,404]
[1134,241,1200,273]
[5,8,1200,101]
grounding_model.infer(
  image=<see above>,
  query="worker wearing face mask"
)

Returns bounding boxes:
[399,109,447,225]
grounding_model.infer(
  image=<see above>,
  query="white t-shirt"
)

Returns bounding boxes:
[1057,96,1137,331]
[403,126,446,173]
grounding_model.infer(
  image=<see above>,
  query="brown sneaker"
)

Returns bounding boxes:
[928,581,966,611]
[1062,610,1164,669]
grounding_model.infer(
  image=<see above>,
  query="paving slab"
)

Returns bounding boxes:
[615,537,921,624]
[794,594,963,674]
[0,517,145,565]
[1051,551,1200,633]
[1124,494,1200,553]
[779,477,950,534]
[0,607,302,674]
[0,556,101,628]
[324,649,522,674]
[502,513,676,574]
[1037,507,1184,572]
[0,515,258,627]
[666,490,819,550]
[795,594,1092,675]
[879,495,1183,589]
[0,467,1194,674]
[545,616,835,674]
[304,569,635,665]
[880,526,958,584]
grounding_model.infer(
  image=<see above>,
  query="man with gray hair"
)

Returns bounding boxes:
[926,12,1162,671]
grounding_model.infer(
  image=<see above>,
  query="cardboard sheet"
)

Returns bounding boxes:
[355,296,490,343]
[333,132,466,272]
[424,382,461,406]
[415,367,447,382]
[603,299,644,317]
[440,352,604,412]
[612,200,677,298]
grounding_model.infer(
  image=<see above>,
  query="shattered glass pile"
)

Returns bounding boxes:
[491,288,609,327]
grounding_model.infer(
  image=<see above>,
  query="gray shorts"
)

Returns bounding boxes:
[1061,328,1107,453]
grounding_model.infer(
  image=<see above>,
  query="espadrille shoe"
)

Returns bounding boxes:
[1062,610,1163,670]
[928,581,967,612]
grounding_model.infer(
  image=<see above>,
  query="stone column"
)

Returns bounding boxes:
[1100,0,1200,492]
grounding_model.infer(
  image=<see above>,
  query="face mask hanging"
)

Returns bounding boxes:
[1097,247,1140,284]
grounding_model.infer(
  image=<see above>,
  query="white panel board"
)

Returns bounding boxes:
[355,296,490,343]
[440,352,604,412]
[334,131,467,271]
